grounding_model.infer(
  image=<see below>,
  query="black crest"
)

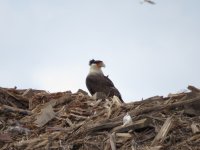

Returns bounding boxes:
[89,59,102,66]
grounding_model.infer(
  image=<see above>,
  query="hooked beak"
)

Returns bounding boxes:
[96,62,105,68]
[101,62,106,67]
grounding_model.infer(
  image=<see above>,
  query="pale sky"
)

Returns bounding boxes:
[1,0,200,102]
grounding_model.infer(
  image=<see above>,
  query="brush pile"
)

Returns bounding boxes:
[1,85,200,150]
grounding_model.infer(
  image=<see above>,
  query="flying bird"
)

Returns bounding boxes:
[86,59,124,103]
[140,0,156,5]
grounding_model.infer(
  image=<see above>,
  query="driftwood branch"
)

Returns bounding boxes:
[151,117,174,146]
[188,85,200,93]
[0,104,32,115]
[87,121,122,134]
[113,118,152,133]
[109,132,117,150]
[134,96,200,116]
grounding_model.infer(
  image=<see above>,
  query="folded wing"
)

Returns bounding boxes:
[86,74,123,102]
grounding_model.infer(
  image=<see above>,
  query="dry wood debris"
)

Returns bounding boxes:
[1,85,200,149]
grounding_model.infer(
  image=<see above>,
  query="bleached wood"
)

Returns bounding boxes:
[151,117,173,146]
[109,132,116,150]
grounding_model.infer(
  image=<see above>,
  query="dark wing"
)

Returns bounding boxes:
[86,75,96,95]
[86,74,114,95]
[145,0,155,4]
[104,76,123,101]
[86,74,124,103]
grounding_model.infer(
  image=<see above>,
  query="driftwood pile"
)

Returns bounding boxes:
[1,85,200,150]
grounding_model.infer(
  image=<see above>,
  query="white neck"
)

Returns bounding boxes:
[88,64,104,75]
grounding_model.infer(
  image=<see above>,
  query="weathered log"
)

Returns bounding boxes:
[109,132,116,150]
[113,118,152,133]
[87,121,122,134]
[116,133,132,138]
[188,85,200,93]
[0,104,32,115]
[151,117,174,146]
[34,105,56,127]
[0,88,29,108]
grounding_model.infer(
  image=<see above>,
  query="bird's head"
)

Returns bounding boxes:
[89,59,105,68]
[88,59,105,75]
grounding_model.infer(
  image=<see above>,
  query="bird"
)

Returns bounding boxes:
[86,59,124,103]
[140,0,156,5]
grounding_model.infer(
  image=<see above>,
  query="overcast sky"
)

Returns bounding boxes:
[0,0,200,102]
